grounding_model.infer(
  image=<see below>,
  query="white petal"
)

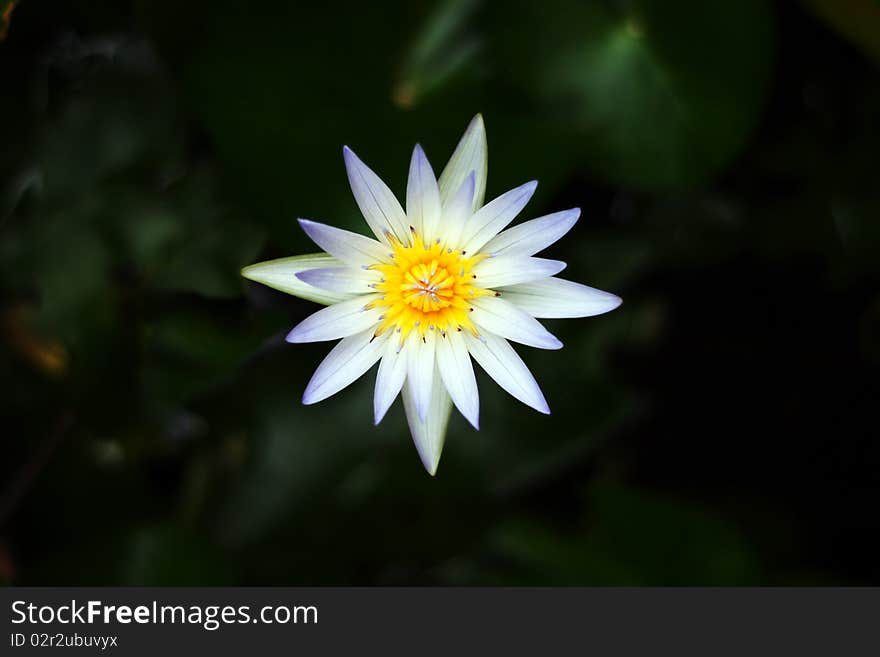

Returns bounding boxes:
[241,253,356,305]
[286,295,382,343]
[461,181,537,254]
[373,335,409,424]
[500,277,622,318]
[464,332,550,414]
[441,171,475,249]
[473,256,566,288]
[471,296,562,350]
[482,208,580,257]
[438,114,487,212]
[302,329,387,405]
[343,146,409,243]
[298,219,391,267]
[406,144,443,243]
[402,367,453,476]
[435,330,479,429]
[295,266,379,294]
[406,330,436,422]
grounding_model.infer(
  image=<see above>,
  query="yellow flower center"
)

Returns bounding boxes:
[368,229,495,345]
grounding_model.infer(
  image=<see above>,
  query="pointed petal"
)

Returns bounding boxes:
[406,145,443,243]
[500,277,623,318]
[461,181,537,254]
[406,330,436,422]
[302,329,387,405]
[473,256,566,288]
[402,367,453,476]
[471,296,562,350]
[441,171,475,249]
[298,219,391,267]
[439,114,487,212]
[435,330,479,429]
[241,253,356,305]
[295,266,379,294]
[343,146,409,243]
[483,208,580,257]
[464,332,550,414]
[373,334,409,424]
[286,295,383,343]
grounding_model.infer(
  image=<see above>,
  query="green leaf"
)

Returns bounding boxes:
[488,482,762,585]
[492,0,773,190]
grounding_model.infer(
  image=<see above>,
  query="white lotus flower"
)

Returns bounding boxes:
[242,115,621,475]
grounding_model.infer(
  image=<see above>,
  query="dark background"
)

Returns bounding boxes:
[1,0,878,586]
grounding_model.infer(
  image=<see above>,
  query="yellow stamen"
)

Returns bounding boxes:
[371,230,493,345]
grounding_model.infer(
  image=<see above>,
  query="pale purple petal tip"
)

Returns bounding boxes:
[285,326,304,343]
[294,269,320,285]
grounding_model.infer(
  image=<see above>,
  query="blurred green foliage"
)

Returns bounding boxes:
[487,482,761,585]
[491,0,773,189]
[1,0,878,585]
